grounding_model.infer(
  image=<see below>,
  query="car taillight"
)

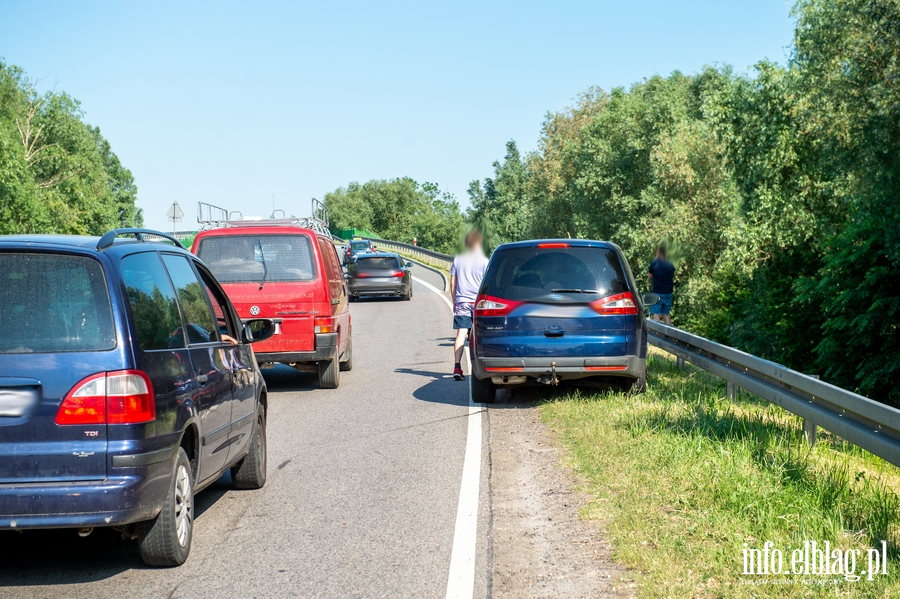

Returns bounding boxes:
[390,270,405,277]
[474,295,522,317]
[537,242,570,248]
[590,292,638,315]
[56,370,155,425]
[315,316,335,333]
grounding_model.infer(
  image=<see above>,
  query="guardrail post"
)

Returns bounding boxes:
[726,381,737,401]
[803,375,820,446]
[677,357,685,372]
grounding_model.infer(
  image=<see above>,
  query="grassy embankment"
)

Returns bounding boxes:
[539,348,900,598]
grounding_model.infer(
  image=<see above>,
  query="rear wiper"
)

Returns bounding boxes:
[257,239,269,290]
[551,288,599,294]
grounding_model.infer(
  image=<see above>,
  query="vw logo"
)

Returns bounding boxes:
[249,305,261,316]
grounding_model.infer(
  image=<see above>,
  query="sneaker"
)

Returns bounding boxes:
[453,367,464,381]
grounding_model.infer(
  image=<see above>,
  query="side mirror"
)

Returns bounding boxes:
[406,261,413,268]
[642,293,660,307]
[242,319,276,343]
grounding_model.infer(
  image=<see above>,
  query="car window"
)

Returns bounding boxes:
[197,234,316,284]
[482,247,628,301]
[318,238,344,299]
[194,265,237,341]
[350,241,369,251]
[121,252,185,351]
[354,257,401,270]
[161,254,220,345]
[0,253,116,354]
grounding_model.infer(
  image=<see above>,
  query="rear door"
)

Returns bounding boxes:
[0,251,118,483]
[350,255,403,282]
[160,253,236,481]
[191,262,257,454]
[476,245,635,358]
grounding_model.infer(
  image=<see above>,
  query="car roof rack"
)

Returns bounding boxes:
[197,199,333,238]
[97,228,186,251]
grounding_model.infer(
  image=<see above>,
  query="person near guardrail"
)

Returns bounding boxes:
[450,230,488,380]
[648,245,675,325]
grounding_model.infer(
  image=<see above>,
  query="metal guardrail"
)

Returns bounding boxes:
[359,237,453,271]
[647,320,900,467]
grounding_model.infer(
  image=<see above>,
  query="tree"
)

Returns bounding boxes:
[0,60,141,235]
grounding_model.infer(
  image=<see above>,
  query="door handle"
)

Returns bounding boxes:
[197,374,208,385]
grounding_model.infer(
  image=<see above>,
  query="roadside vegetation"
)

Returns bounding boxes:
[539,348,900,598]
[0,61,141,235]
[324,178,465,254]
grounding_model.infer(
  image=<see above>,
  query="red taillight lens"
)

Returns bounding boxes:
[474,295,522,317]
[315,316,335,333]
[56,374,106,425]
[590,292,638,315]
[390,270,405,278]
[537,242,570,248]
[106,371,154,424]
[56,370,155,425]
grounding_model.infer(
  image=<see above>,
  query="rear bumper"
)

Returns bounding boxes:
[0,454,174,529]
[347,279,407,295]
[471,354,645,382]
[255,332,338,364]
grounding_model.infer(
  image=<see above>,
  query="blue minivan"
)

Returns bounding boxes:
[469,239,658,403]
[0,229,275,566]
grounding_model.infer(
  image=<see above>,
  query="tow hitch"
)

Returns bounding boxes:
[537,361,560,386]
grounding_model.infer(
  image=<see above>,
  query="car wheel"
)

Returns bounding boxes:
[340,335,353,371]
[402,288,411,301]
[318,356,341,389]
[628,369,647,395]
[231,406,267,489]
[137,447,194,567]
[471,375,496,404]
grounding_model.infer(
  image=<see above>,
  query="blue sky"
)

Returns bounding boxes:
[1,0,795,231]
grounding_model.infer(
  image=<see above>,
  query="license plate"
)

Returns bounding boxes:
[0,388,38,417]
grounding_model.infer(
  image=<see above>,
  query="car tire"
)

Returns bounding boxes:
[629,369,647,395]
[402,289,411,301]
[471,375,496,404]
[137,447,194,567]
[231,406,267,489]
[318,356,341,389]
[340,335,353,371]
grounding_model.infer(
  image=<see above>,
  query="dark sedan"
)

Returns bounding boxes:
[346,253,413,301]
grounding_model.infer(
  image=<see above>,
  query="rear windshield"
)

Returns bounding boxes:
[0,253,116,353]
[350,241,370,250]
[481,246,628,301]
[355,256,400,270]
[198,234,317,284]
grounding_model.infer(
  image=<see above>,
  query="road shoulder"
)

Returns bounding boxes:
[488,391,630,599]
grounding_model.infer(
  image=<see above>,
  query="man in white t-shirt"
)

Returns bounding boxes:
[450,230,489,380]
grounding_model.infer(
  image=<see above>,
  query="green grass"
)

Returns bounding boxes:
[538,349,900,598]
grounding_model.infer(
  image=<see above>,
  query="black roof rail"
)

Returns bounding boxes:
[97,228,186,251]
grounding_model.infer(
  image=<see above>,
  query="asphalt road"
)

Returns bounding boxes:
[0,265,491,599]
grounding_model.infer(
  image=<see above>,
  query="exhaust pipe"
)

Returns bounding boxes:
[77,527,93,538]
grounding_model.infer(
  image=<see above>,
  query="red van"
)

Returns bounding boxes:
[192,217,351,389]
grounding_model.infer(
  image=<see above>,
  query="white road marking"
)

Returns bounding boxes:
[412,275,482,599]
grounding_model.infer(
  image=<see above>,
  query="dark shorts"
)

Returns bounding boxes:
[650,293,673,315]
[453,315,473,329]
